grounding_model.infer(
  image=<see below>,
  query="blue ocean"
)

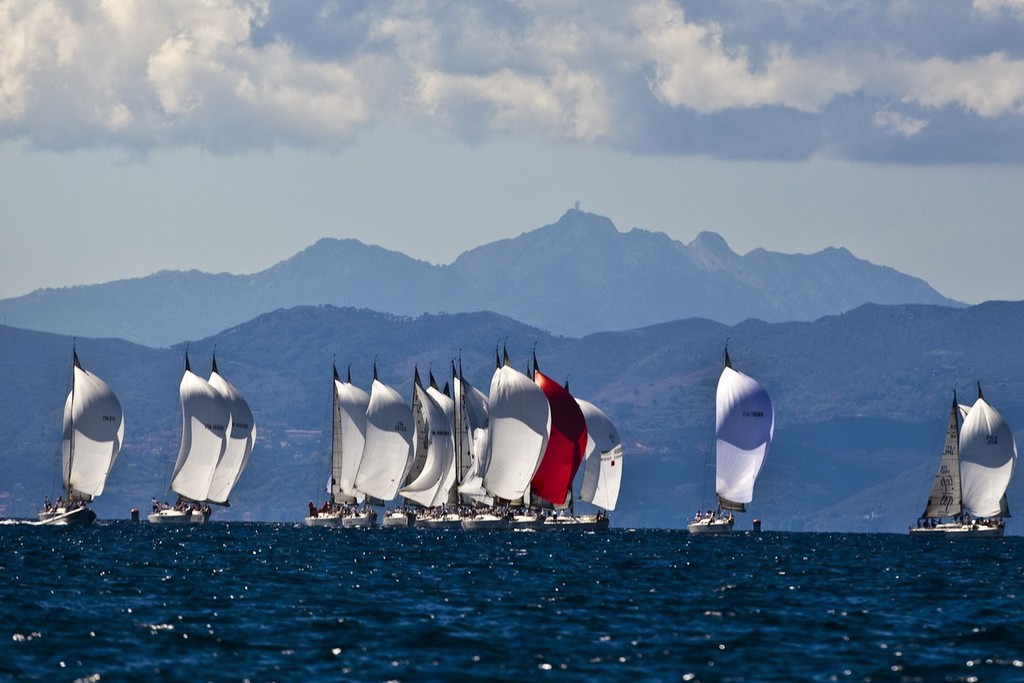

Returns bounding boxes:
[1,523,1022,682]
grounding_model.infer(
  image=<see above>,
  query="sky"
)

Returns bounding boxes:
[3,0,1024,305]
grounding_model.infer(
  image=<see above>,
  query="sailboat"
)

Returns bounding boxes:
[518,357,587,530]
[387,369,454,527]
[464,349,551,530]
[37,347,124,525]
[206,354,256,508]
[305,365,372,527]
[688,347,774,534]
[542,397,621,530]
[910,383,1016,537]
[149,352,230,524]
[352,364,414,525]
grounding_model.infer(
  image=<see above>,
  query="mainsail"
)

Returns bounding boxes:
[959,383,1016,519]
[332,365,371,503]
[576,398,623,512]
[169,353,231,502]
[920,392,962,519]
[206,355,257,505]
[353,366,414,502]
[61,350,125,501]
[715,349,774,512]
[530,361,588,506]
[481,351,551,501]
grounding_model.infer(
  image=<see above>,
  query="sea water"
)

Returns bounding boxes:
[1,523,1022,682]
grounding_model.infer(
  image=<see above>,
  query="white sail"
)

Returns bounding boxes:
[576,398,623,511]
[959,393,1016,518]
[455,373,492,504]
[353,375,414,502]
[170,361,231,502]
[481,360,551,501]
[399,381,455,507]
[715,358,774,510]
[206,361,257,505]
[61,354,125,501]
[333,370,371,502]
[426,382,457,507]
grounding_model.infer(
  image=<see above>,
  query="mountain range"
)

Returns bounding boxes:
[2,300,1022,533]
[0,209,959,348]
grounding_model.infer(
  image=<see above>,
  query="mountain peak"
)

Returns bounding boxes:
[687,231,737,270]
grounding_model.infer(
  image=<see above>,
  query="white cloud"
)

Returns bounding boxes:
[1,0,1023,160]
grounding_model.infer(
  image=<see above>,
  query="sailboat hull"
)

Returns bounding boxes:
[909,521,1004,538]
[418,513,463,529]
[35,505,96,526]
[509,512,547,530]
[383,510,416,527]
[147,508,209,524]
[544,514,610,530]
[687,517,734,534]
[461,512,510,530]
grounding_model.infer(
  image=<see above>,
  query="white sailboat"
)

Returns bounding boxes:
[689,347,774,535]
[149,352,230,524]
[353,364,414,524]
[464,350,551,530]
[37,348,124,526]
[910,383,1016,537]
[387,369,454,527]
[306,365,374,527]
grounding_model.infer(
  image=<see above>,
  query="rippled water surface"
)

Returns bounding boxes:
[1,523,1023,682]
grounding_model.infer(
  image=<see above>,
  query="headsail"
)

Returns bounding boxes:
[333,365,371,503]
[530,361,588,506]
[398,371,454,507]
[481,351,551,502]
[715,350,774,511]
[61,350,125,501]
[170,354,231,502]
[576,398,623,511]
[920,392,962,519]
[353,368,414,502]
[206,356,257,505]
[454,363,492,505]
[959,383,1016,519]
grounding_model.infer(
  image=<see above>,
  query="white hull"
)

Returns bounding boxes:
[544,514,610,530]
[687,516,734,534]
[461,512,509,530]
[304,513,345,527]
[382,510,415,528]
[148,508,209,524]
[909,521,1004,538]
[306,509,378,527]
[35,505,96,526]
[418,513,463,529]
[509,512,547,530]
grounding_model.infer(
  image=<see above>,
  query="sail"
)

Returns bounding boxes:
[61,353,125,501]
[206,360,257,505]
[426,381,457,507]
[353,376,414,502]
[455,370,491,504]
[170,359,231,502]
[576,398,623,511]
[481,358,551,501]
[531,366,588,506]
[959,390,1016,518]
[920,393,962,519]
[715,357,774,511]
[398,378,454,507]
[333,368,371,502]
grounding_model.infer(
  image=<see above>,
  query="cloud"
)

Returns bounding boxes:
[1,0,1023,161]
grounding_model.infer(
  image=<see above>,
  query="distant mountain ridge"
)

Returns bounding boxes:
[0,209,960,347]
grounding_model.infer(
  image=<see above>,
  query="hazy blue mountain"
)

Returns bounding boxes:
[2,300,1021,532]
[0,210,960,347]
